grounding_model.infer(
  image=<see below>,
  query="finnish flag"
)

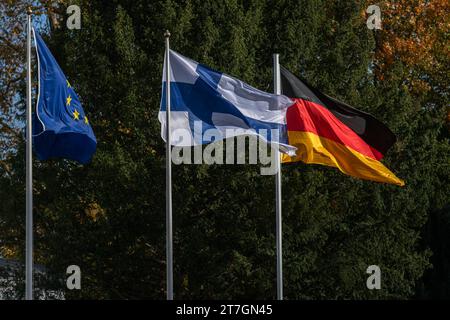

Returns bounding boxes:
[159,50,296,155]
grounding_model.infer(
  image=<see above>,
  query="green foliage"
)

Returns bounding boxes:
[0,0,448,299]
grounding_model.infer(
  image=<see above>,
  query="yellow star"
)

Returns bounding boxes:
[66,95,72,106]
[84,116,89,124]
[67,80,71,88]
[73,109,80,120]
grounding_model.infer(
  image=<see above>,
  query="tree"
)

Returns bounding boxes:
[0,0,448,299]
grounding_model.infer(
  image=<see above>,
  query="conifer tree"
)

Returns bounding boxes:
[0,0,448,299]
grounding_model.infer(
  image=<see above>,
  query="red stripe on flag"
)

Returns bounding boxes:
[286,98,384,160]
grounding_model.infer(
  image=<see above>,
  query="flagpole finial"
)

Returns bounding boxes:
[164,30,171,38]
[27,6,32,15]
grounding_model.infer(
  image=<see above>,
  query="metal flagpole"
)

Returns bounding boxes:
[273,54,283,300]
[25,6,34,301]
[164,30,173,300]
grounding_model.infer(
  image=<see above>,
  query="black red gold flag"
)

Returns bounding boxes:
[280,66,404,186]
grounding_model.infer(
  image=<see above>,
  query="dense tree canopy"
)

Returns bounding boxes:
[0,0,449,299]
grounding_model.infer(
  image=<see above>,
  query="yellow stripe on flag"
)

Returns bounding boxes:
[282,131,405,186]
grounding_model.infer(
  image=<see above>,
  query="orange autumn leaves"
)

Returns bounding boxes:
[374,0,449,95]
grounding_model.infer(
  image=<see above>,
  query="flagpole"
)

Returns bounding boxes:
[164,30,174,300]
[273,54,283,300]
[25,6,34,301]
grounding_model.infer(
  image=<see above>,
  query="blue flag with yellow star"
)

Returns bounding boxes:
[32,28,96,164]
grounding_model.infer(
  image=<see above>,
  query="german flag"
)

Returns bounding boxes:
[280,66,404,186]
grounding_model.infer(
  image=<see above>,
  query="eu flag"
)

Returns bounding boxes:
[32,29,96,164]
